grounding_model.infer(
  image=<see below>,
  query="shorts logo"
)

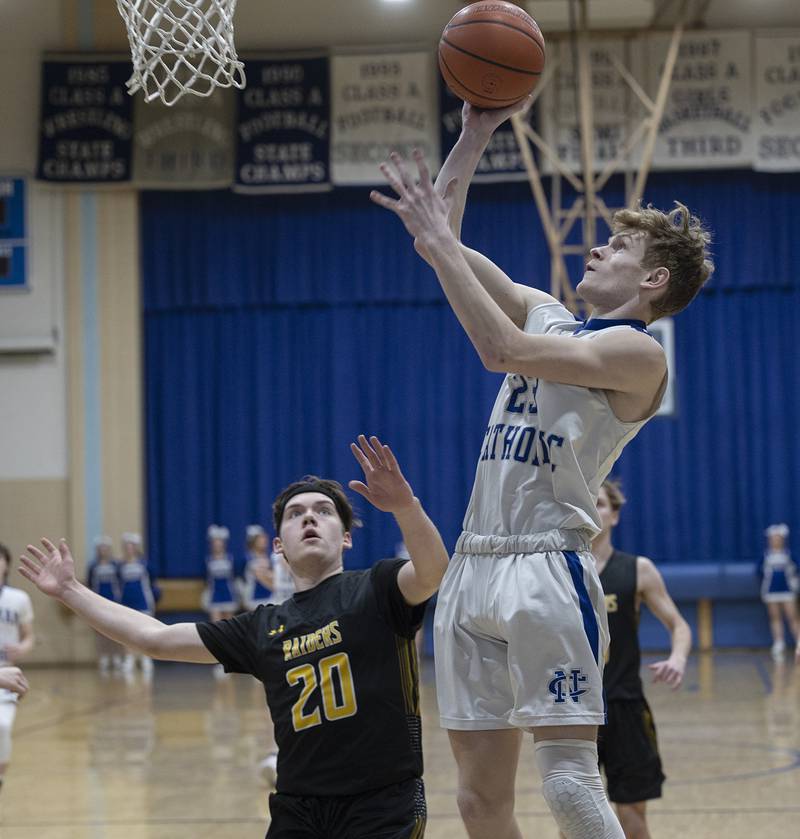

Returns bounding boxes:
[548,668,588,703]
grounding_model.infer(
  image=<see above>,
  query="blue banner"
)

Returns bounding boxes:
[38,58,133,183]
[235,56,330,193]
[439,77,536,182]
[0,245,26,288]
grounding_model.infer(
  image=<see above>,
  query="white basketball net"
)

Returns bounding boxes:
[116,0,246,106]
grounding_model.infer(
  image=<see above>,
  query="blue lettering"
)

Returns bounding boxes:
[513,427,536,462]
[505,375,527,414]
[538,430,550,465]
[479,426,492,461]
[501,425,520,459]
[547,434,565,471]
[527,378,540,414]
[488,424,505,460]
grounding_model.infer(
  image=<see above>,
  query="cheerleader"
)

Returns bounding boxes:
[204,525,238,620]
[118,532,156,676]
[256,543,296,787]
[86,535,122,672]
[242,525,273,610]
[760,524,800,661]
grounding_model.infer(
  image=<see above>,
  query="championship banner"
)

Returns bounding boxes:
[331,52,440,186]
[38,57,133,183]
[439,79,533,182]
[235,55,330,193]
[754,30,800,172]
[540,38,640,175]
[647,31,754,170]
[132,90,236,188]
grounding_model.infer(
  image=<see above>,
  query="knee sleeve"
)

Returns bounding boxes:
[535,739,624,839]
[0,702,17,764]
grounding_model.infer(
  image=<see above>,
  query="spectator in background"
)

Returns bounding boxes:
[242,525,274,611]
[204,525,238,679]
[87,535,123,672]
[760,524,799,662]
[0,541,35,794]
[118,532,157,676]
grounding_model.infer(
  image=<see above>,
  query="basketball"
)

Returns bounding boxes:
[438,1,545,109]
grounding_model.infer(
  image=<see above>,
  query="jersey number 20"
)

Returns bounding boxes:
[286,652,358,732]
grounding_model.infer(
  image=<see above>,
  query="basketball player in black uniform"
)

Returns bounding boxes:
[19,435,449,838]
[587,480,692,839]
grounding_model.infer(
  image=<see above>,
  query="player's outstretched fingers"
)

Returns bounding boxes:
[350,441,374,475]
[412,148,433,191]
[357,434,383,471]
[25,543,47,563]
[367,436,389,469]
[347,479,370,500]
[390,151,414,190]
[378,161,407,197]
[369,189,399,211]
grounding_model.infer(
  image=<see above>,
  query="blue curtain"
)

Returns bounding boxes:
[142,170,800,577]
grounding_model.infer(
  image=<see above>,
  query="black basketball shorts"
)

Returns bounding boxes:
[597,698,666,804]
[265,776,426,838]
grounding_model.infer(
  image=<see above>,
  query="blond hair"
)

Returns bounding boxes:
[601,478,626,512]
[612,201,713,319]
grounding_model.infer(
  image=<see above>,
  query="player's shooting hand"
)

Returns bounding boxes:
[461,93,534,138]
[648,656,685,690]
[371,150,458,251]
[19,538,79,601]
[0,666,28,698]
[349,435,415,515]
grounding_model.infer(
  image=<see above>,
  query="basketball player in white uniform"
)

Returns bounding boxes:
[0,543,35,794]
[371,98,713,839]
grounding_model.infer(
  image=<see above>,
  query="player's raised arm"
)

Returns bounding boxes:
[19,539,215,664]
[423,99,555,328]
[349,435,448,606]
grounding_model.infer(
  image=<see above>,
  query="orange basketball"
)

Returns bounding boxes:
[438,2,545,109]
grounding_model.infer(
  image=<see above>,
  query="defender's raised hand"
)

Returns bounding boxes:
[349,435,415,514]
[19,538,78,601]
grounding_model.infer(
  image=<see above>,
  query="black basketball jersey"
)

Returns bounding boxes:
[599,549,644,701]
[197,559,426,797]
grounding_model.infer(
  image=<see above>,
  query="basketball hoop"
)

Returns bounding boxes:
[115,0,246,106]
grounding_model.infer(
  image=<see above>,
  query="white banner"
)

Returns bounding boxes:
[648,30,754,170]
[541,38,642,174]
[754,30,800,172]
[331,52,440,185]
[133,90,236,188]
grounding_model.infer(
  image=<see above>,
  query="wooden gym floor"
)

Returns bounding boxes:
[1,651,798,838]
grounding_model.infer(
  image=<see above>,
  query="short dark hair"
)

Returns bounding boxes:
[0,543,11,582]
[272,476,361,534]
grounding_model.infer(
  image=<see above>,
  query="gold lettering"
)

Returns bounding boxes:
[284,620,344,661]
[605,594,618,613]
[330,621,342,644]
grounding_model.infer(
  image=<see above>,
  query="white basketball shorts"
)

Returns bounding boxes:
[434,530,609,730]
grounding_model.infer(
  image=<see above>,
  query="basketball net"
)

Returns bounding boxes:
[115,0,246,106]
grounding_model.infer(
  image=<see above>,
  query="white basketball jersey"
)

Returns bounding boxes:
[462,301,662,541]
[0,585,34,702]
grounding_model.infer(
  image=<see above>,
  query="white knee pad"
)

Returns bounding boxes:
[535,739,624,839]
[0,701,17,763]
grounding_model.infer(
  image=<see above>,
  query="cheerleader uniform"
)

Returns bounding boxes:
[205,555,238,613]
[242,552,274,610]
[87,558,122,669]
[761,550,800,604]
[119,558,156,615]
